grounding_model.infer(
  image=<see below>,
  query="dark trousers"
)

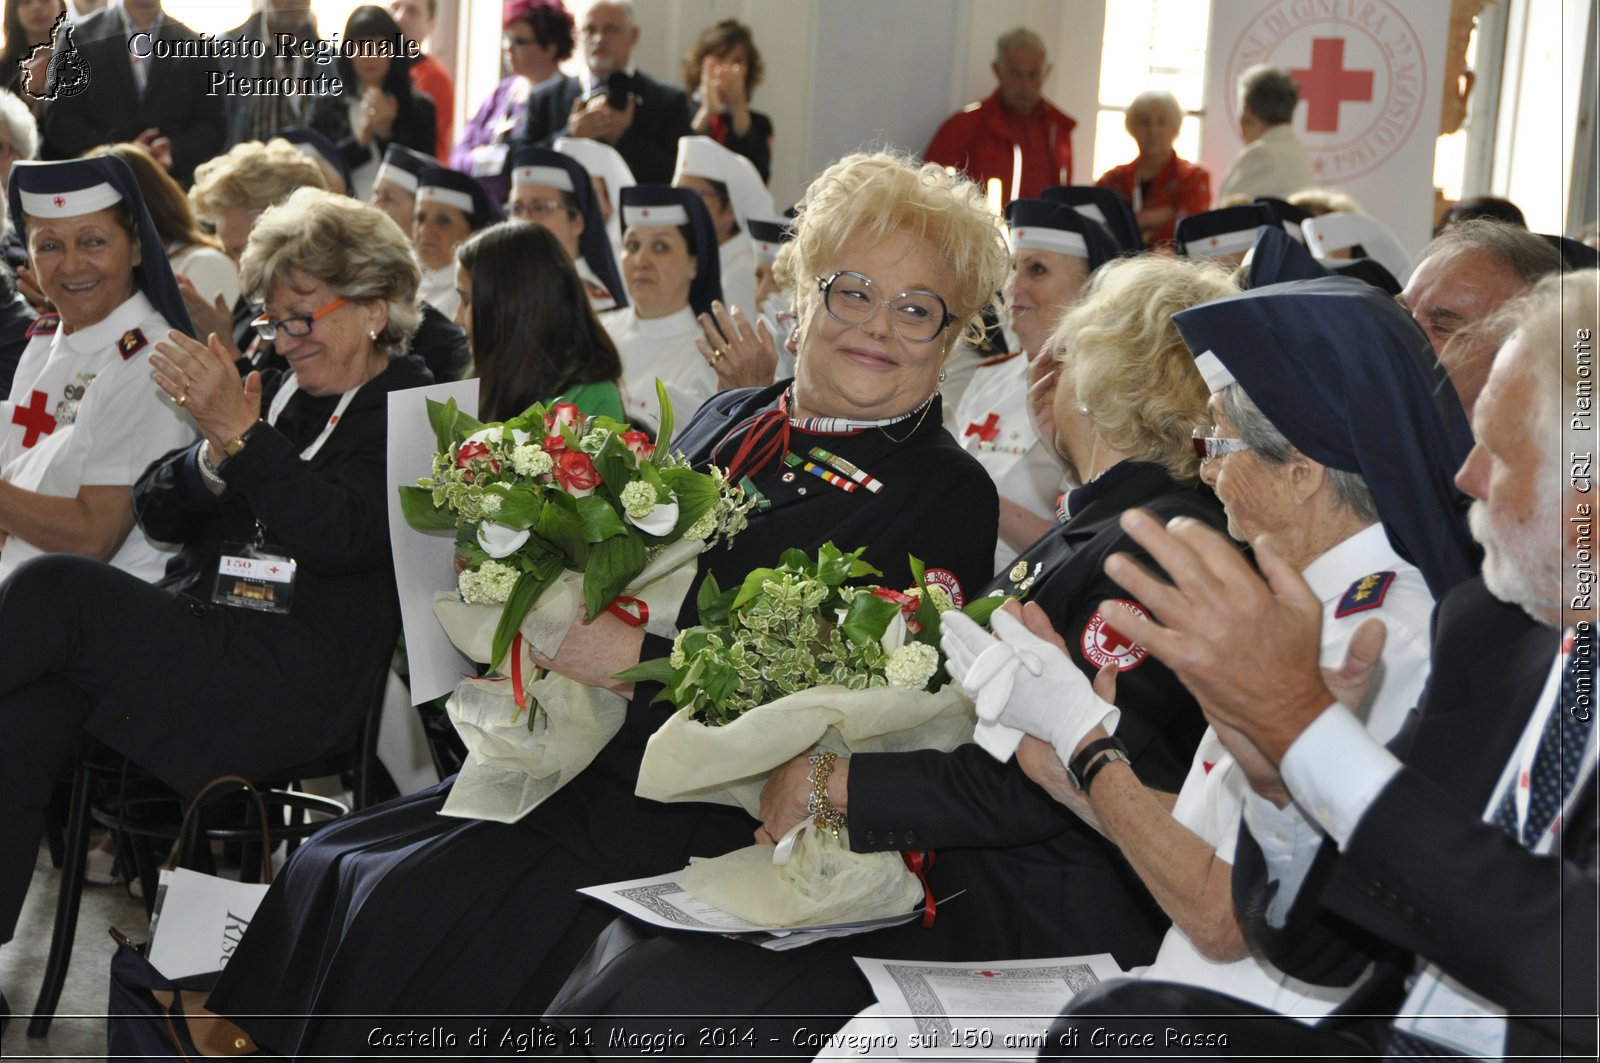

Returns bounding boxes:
[0,554,198,941]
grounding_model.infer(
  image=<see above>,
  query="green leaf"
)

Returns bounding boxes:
[652,380,674,462]
[534,492,589,567]
[660,466,717,535]
[907,554,943,641]
[613,657,673,685]
[397,485,456,530]
[582,532,648,620]
[695,570,724,616]
[425,397,485,452]
[575,494,629,542]
[494,484,543,529]
[840,592,900,648]
[731,566,781,610]
[591,432,636,497]
[816,542,879,587]
[489,565,555,673]
[962,594,1013,628]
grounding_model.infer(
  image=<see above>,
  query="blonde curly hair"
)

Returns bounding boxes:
[188,138,328,221]
[774,151,1009,350]
[1053,255,1238,482]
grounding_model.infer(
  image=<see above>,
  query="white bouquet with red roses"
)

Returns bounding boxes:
[399,388,753,822]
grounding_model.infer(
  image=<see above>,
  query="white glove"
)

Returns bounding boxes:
[941,610,1121,765]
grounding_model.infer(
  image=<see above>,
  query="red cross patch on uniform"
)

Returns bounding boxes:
[1334,571,1394,618]
[24,313,60,338]
[1081,600,1151,672]
[922,567,965,608]
[117,329,147,359]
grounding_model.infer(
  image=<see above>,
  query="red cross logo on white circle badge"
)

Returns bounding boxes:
[1081,600,1151,672]
[1226,0,1427,182]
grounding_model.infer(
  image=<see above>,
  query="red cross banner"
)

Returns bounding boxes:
[1200,0,1450,256]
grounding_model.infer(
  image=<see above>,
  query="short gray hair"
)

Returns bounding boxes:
[1125,90,1183,131]
[1218,383,1379,523]
[1238,65,1300,126]
[995,27,1045,63]
[239,187,421,355]
[1421,218,1565,287]
[0,89,39,162]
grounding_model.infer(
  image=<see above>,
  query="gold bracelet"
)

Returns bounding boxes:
[806,751,847,838]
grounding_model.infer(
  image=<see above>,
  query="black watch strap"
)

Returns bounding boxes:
[1067,735,1128,789]
[1080,748,1130,793]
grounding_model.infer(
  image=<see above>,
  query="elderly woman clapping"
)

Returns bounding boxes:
[0,189,430,955]
[959,275,1477,1019]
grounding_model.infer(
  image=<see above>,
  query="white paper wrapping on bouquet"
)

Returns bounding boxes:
[678,826,923,928]
[429,537,708,822]
[436,673,626,822]
[637,683,976,816]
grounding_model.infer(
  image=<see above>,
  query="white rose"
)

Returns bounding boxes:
[476,520,530,558]
[880,611,908,653]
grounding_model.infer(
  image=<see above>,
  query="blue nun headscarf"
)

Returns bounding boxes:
[619,185,722,318]
[510,145,627,310]
[9,156,195,337]
[1175,275,1479,599]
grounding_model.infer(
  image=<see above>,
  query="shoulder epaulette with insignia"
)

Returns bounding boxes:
[1334,571,1395,619]
[117,328,147,359]
[25,313,59,338]
[975,350,1024,369]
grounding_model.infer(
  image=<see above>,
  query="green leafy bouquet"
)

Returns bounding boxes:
[398,386,753,672]
[395,388,752,824]
[626,544,1009,927]
[621,543,1008,725]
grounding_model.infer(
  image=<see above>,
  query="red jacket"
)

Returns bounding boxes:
[923,90,1074,205]
[1095,152,1211,250]
[409,53,454,160]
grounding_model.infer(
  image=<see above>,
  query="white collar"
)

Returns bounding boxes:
[62,290,158,355]
[621,305,696,337]
[1300,523,1402,604]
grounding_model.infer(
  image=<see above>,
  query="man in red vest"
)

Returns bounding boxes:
[923,27,1074,207]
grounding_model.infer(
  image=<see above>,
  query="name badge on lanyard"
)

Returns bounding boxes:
[208,377,360,613]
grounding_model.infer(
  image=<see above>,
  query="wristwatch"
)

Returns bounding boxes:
[1066,735,1130,791]
[223,420,263,459]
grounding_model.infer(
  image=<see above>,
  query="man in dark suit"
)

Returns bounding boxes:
[1056,271,1596,1058]
[511,0,690,185]
[39,0,224,187]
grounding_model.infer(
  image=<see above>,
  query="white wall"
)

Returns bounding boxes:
[619,0,1107,207]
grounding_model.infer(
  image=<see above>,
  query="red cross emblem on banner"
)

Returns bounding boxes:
[11,389,56,447]
[1291,37,1374,133]
[52,195,65,208]
[964,413,999,442]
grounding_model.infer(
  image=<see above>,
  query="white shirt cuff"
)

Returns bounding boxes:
[1280,702,1403,848]
[1242,789,1323,926]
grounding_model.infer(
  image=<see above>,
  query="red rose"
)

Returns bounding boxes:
[543,434,568,455]
[621,430,656,460]
[552,450,602,493]
[546,402,583,432]
[454,439,500,481]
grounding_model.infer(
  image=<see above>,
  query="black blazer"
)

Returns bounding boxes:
[1233,576,1595,1058]
[39,9,225,186]
[843,463,1224,968]
[122,355,434,792]
[513,70,692,185]
[307,88,435,179]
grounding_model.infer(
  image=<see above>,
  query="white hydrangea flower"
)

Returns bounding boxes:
[478,491,503,516]
[684,508,718,541]
[885,641,939,689]
[477,559,521,603]
[619,479,658,519]
[925,584,956,613]
[511,443,553,477]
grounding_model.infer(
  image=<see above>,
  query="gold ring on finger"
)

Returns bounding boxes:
[174,392,188,407]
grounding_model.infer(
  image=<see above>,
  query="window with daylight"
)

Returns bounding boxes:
[1089,0,1213,182]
